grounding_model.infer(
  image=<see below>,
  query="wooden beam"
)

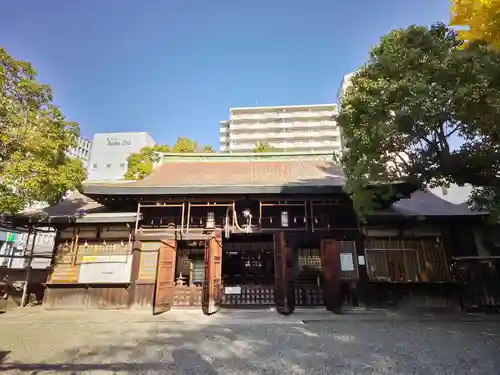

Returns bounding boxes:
[304,200,308,232]
[139,203,185,208]
[310,200,315,232]
[189,203,233,207]
[260,202,306,207]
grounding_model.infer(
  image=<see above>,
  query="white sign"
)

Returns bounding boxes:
[78,255,133,283]
[358,255,366,266]
[340,253,355,271]
[224,286,242,295]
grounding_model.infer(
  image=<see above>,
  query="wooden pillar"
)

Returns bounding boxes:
[273,231,295,315]
[21,229,37,307]
[127,240,143,308]
[321,238,341,312]
[202,230,222,315]
[153,239,176,315]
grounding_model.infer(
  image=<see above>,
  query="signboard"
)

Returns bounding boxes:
[106,137,132,147]
[357,255,366,266]
[78,255,133,283]
[5,232,16,243]
[224,286,241,295]
[340,253,355,271]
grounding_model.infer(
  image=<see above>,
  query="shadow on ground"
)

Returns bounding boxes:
[0,317,499,374]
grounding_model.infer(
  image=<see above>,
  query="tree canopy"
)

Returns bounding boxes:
[336,23,500,217]
[450,0,500,50]
[124,137,215,180]
[0,48,86,214]
[253,142,277,153]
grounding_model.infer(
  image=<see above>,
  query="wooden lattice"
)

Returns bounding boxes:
[221,285,275,305]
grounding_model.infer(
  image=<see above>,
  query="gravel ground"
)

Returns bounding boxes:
[0,309,499,375]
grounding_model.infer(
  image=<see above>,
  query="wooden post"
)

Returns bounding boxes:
[21,229,37,307]
[273,231,295,315]
[321,238,341,312]
[135,203,141,234]
[186,203,191,233]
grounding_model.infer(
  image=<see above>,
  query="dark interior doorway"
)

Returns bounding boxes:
[221,233,275,306]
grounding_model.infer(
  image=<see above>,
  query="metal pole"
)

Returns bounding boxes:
[21,229,37,307]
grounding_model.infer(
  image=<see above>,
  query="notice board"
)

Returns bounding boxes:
[78,255,133,284]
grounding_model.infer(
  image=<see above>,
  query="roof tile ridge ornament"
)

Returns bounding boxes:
[151,151,162,167]
[153,150,337,164]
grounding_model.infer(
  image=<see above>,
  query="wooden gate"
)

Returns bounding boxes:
[321,238,341,312]
[153,239,177,315]
[274,231,295,315]
[202,231,222,315]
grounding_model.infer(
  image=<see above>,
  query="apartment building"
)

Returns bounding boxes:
[219,104,341,153]
[67,136,92,168]
[87,132,156,181]
[337,72,355,105]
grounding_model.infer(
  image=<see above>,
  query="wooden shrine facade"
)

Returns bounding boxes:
[15,152,489,314]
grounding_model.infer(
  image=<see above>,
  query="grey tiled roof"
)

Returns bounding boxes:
[18,192,137,224]
[385,190,486,217]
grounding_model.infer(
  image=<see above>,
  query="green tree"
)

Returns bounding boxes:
[253,142,277,153]
[171,137,198,153]
[336,23,500,217]
[124,144,170,180]
[124,138,215,180]
[0,48,86,214]
[450,0,500,51]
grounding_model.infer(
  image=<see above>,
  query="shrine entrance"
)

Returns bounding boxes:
[221,233,275,307]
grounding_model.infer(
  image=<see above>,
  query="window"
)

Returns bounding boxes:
[106,164,112,168]
[92,164,98,169]
[119,163,125,168]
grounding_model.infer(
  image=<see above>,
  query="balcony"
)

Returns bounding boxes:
[229,130,340,141]
[230,109,335,121]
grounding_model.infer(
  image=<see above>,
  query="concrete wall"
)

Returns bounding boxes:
[87,132,156,181]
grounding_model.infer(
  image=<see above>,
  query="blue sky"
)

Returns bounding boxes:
[0,0,450,149]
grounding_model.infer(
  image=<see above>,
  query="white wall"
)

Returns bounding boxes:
[87,132,156,181]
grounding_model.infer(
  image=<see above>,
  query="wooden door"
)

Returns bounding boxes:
[202,230,222,315]
[153,239,176,315]
[274,231,295,315]
[321,238,341,312]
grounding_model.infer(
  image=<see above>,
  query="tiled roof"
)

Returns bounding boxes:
[17,192,138,224]
[21,192,103,218]
[138,160,344,187]
[84,159,346,195]
[383,190,486,217]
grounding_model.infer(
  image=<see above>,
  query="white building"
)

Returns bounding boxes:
[337,72,355,104]
[87,132,156,181]
[219,104,341,154]
[67,136,92,168]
